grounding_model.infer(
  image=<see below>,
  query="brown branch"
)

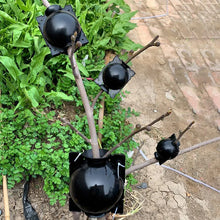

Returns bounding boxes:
[176,121,195,143]
[59,117,91,144]
[91,89,104,111]
[125,136,220,176]
[68,38,100,158]
[125,35,160,64]
[41,0,50,8]
[97,51,114,144]
[98,96,105,144]
[103,111,172,158]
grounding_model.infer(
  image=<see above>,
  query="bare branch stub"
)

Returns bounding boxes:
[125,35,160,64]
[91,89,104,111]
[59,117,91,144]
[125,136,220,176]
[175,121,195,143]
[103,111,172,158]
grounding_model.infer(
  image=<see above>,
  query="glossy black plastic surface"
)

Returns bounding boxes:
[154,134,180,164]
[103,63,129,90]
[36,5,88,56]
[43,10,80,48]
[94,56,135,98]
[69,149,125,217]
[45,5,62,16]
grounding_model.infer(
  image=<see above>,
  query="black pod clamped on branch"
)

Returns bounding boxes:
[69,149,125,218]
[95,56,135,98]
[154,134,180,165]
[36,5,88,56]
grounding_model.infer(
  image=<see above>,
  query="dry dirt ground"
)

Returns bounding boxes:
[1,0,220,219]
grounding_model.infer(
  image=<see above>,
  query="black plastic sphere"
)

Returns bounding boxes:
[69,156,124,215]
[43,10,80,48]
[103,63,129,90]
[45,5,62,17]
[155,137,179,164]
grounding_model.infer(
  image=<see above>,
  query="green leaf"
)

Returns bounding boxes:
[12,30,22,44]
[46,91,74,101]
[29,47,50,83]
[0,56,23,81]
[16,0,28,11]
[75,0,81,16]
[77,61,89,77]
[112,23,126,36]
[0,10,17,23]
[24,87,41,107]
[0,46,8,56]
[95,37,111,48]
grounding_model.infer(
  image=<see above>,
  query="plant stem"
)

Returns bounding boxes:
[103,111,171,158]
[125,35,160,64]
[91,89,104,111]
[125,136,220,176]
[98,97,105,144]
[67,47,100,158]
[176,121,195,143]
[41,0,50,8]
[97,51,114,144]
[59,117,91,144]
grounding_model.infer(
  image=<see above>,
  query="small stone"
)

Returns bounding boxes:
[165,91,175,101]
[136,182,148,189]
[153,109,158,113]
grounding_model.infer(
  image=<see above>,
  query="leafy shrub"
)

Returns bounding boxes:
[0,106,138,205]
[0,0,141,109]
[0,0,141,205]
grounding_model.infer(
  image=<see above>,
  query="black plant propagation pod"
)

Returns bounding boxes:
[154,134,180,165]
[69,149,125,218]
[36,5,88,56]
[95,56,135,98]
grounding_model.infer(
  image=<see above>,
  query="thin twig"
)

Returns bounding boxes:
[125,136,220,176]
[41,0,50,8]
[125,35,160,64]
[68,39,100,158]
[98,96,105,145]
[59,117,91,144]
[97,51,113,144]
[91,89,104,111]
[103,111,171,158]
[132,141,145,166]
[176,121,195,143]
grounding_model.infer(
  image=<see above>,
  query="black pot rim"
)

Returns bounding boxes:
[82,149,108,159]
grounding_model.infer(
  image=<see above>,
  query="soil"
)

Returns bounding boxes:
[1,0,220,220]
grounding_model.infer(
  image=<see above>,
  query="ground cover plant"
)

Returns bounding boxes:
[2,1,220,219]
[0,0,141,205]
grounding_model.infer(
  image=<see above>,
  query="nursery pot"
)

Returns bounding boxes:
[69,149,125,217]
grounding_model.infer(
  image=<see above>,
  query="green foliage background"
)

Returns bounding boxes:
[0,0,141,205]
